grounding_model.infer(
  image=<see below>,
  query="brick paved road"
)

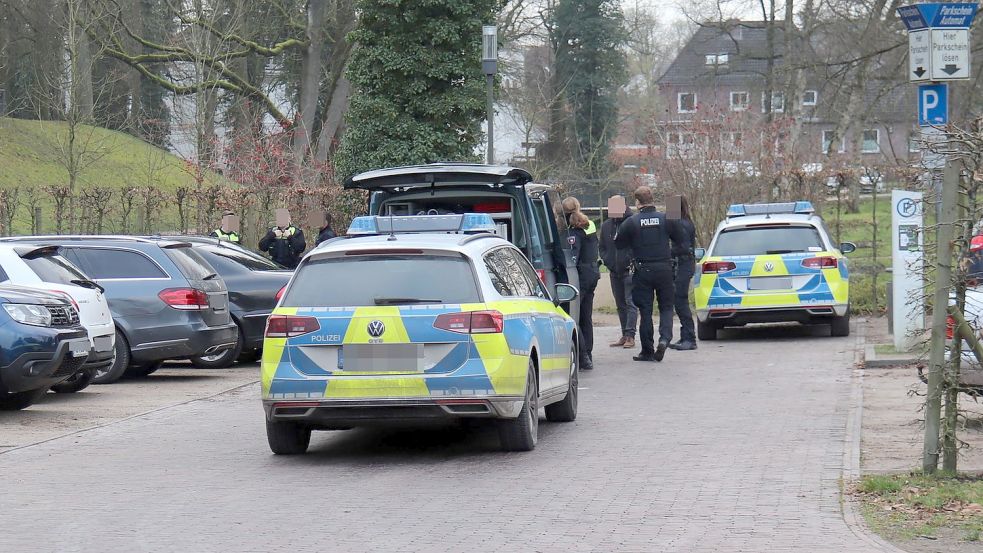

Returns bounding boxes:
[0,325,892,552]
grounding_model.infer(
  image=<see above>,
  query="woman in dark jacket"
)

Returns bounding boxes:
[669,195,698,350]
[568,209,600,370]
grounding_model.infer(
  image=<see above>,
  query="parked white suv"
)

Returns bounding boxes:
[0,245,115,390]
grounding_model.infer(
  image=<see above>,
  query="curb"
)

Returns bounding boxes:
[840,320,908,552]
[0,379,260,456]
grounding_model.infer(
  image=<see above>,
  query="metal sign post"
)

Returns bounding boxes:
[897,1,978,474]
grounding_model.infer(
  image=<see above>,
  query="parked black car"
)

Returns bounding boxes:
[172,237,291,368]
[0,284,89,410]
[0,236,238,382]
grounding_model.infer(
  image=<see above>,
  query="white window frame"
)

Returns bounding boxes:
[730,91,749,111]
[822,130,845,154]
[761,91,785,113]
[802,90,818,106]
[861,129,880,153]
[677,92,697,113]
[705,53,730,66]
[908,132,921,153]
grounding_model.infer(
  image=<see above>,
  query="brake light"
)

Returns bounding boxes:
[434,310,504,334]
[972,236,983,252]
[275,285,286,302]
[265,315,320,338]
[946,314,955,340]
[158,288,209,310]
[702,261,736,274]
[47,290,79,311]
[802,257,838,269]
[536,269,546,283]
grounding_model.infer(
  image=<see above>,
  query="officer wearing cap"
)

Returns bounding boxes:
[615,186,684,362]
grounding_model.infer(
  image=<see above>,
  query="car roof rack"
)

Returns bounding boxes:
[347,213,498,236]
[726,201,815,218]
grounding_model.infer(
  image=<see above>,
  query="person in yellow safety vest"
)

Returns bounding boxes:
[210,211,241,244]
[562,196,600,371]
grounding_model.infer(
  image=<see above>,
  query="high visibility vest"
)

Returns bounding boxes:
[214,229,241,243]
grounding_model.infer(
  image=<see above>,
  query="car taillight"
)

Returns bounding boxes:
[265,315,320,338]
[158,288,209,310]
[971,235,983,252]
[536,269,546,283]
[275,285,287,302]
[946,314,955,340]
[434,310,504,334]
[702,261,736,274]
[47,290,79,311]
[802,257,838,269]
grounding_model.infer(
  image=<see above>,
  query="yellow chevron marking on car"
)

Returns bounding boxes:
[823,265,849,304]
[750,255,789,276]
[260,306,297,397]
[342,306,410,344]
[694,271,717,310]
[743,255,798,307]
[325,376,431,398]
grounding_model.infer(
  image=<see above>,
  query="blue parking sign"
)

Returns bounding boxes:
[918,83,948,126]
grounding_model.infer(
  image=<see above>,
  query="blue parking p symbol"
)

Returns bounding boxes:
[918,83,948,127]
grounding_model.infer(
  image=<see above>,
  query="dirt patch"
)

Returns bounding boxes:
[0,362,258,453]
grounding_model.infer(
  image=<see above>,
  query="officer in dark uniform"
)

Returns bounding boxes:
[615,186,684,362]
[567,209,600,370]
[259,218,306,269]
[669,195,698,351]
[315,212,337,246]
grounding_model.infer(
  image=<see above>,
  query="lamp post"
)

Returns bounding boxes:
[482,25,497,165]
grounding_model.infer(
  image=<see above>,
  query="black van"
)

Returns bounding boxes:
[344,164,582,320]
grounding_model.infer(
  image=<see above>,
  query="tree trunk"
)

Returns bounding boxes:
[315,73,351,162]
[294,0,327,165]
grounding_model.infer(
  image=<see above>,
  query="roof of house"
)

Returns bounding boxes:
[658,22,788,86]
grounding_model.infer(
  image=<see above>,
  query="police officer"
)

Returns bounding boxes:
[315,212,337,246]
[259,215,306,269]
[566,208,600,371]
[210,211,241,244]
[669,195,698,351]
[615,186,684,362]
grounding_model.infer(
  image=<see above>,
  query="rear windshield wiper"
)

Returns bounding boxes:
[373,297,442,305]
[202,273,219,281]
[765,249,800,254]
[70,279,105,294]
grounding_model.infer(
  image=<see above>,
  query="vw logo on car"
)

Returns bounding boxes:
[763,262,775,273]
[367,320,386,338]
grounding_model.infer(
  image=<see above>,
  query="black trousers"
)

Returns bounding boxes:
[631,262,675,354]
[578,273,599,363]
[673,258,696,343]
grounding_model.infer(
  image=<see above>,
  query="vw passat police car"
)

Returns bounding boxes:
[262,213,580,454]
[694,202,855,340]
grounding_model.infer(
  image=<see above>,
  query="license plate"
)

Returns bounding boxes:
[340,344,424,372]
[93,335,113,352]
[748,277,792,290]
[69,340,89,358]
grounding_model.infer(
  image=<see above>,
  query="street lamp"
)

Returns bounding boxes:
[482,25,498,165]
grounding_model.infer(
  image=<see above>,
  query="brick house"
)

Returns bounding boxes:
[653,21,918,172]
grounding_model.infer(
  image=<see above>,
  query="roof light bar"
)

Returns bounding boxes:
[726,201,815,218]
[346,213,498,236]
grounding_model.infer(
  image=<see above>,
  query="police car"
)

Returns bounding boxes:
[261,213,580,454]
[694,202,855,340]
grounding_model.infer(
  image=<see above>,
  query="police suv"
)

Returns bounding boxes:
[694,202,855,340]
[262,214,580,454]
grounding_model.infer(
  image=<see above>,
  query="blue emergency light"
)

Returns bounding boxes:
[346,213,498,236]
[726,201,815,218]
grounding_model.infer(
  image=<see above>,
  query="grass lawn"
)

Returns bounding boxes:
[0,117,226,234]
[856,473,983,543]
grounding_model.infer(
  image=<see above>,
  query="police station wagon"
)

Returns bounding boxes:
[261,214,580,454]
[694,202,855,340]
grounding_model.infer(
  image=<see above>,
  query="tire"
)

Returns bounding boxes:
[266,420,311,455]
[831,310,851,337]
[698,320,718,341]
[93,330,130,384]
[126,362,162,377]
[545,345,578,423]
[51,367,95,394]
[498,360,539,452]
[189,325,244,369]
[0,388,47,410]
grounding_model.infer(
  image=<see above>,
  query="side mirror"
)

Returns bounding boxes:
[554,283,579,305]
[694,247,706,260]
[840,242,857,254]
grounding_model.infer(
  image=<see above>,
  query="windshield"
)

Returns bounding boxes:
[282,255,480,307]
[712,225,825,256]
[201,244,283,271]
[163,247,217,281]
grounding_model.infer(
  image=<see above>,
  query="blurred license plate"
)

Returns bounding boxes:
[748,277,792,290]
[93,336,113,352]
[69,340,89,358]
[340,344,423,372]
